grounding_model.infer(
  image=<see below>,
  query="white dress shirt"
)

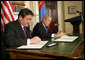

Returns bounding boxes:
[21,25,30,45]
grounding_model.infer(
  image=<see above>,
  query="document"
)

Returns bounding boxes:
[53,35,78,42]
[17,41,48,49]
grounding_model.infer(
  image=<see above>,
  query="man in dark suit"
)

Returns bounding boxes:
[4,8,41,47]
[32,15,65,39]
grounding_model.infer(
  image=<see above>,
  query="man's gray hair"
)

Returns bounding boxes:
[43,14,51,20]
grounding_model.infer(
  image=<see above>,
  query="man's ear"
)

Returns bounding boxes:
[19,15,23,20]
[43,18,45,20]
[43,18,46,22]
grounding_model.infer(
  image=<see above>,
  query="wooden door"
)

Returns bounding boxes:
[45,1,58,33]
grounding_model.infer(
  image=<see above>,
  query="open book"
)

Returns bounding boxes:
[17,41,48,49]
[53,35,78,42]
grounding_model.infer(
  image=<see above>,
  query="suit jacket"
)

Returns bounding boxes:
[1,30,9,59]
[32,22,52,39]
[4,19,30,47]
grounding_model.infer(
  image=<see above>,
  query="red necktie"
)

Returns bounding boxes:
[23,27,27,39]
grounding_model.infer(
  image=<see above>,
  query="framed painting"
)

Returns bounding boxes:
[68,6,76,14]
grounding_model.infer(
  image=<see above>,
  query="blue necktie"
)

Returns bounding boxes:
[44,26,48,33]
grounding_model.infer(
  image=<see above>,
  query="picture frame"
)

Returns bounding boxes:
[68,6,76,14]
[11,1,25,6]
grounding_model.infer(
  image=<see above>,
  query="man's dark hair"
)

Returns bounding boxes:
[18,8,34,18]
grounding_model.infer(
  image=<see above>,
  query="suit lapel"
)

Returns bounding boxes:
[16,20,25,38]
[40,22,48,33]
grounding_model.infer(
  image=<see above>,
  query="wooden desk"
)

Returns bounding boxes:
[7,34,84,59]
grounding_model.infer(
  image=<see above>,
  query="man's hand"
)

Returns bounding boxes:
[30,36,41,44]
[54,32,66,38]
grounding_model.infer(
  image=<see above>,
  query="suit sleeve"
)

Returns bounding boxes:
[4,24,27,47]
[32,23,52,38]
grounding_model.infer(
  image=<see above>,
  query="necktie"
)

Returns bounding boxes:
[23,27,27,39]
[44,26,48,33]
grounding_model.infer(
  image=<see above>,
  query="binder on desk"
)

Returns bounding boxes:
[17,41,48,49]
[53,35,78,42]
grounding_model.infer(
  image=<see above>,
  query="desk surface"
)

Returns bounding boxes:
[42,35,83,53]
[7,34,84,59]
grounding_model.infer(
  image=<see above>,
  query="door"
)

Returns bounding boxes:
[45,1,58,33]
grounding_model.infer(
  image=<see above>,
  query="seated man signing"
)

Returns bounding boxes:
[4,8,41,47]
[32,15,65,39]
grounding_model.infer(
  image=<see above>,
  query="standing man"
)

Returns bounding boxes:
[4,8,41,47]
[32,15,65,39]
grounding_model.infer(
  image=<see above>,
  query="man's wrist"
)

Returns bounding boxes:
[51,34,54,37]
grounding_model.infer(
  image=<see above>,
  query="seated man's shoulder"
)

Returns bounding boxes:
[5,20,18,27]
[36,22,42,26]
[33,22,42,30]
[7,20,16,24]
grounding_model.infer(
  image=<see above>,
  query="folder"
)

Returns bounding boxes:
[17,41,48,49]
[53,35,78,42]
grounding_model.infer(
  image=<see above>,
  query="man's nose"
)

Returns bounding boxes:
[28,20,31,23]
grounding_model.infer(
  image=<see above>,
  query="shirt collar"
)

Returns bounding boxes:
[21,24,24,30]
[42,22,46,27]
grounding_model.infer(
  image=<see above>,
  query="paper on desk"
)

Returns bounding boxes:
[53,35,78,42]
[17,41,48,49]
